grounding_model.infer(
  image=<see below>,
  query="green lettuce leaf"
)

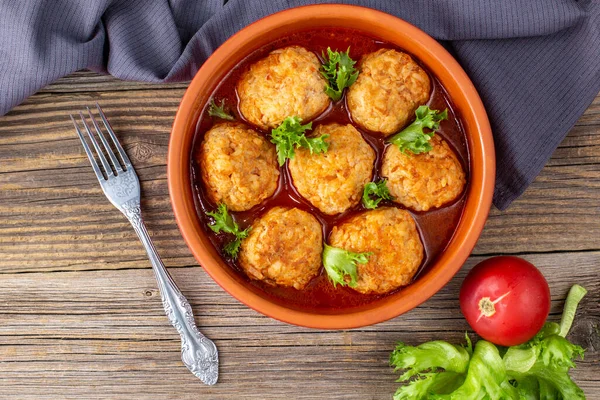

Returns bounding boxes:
[206,204,250,258]
[388,106,448,154]
[390,339,471,399]
[270,116,329,165]
[320,47,359,101]
[322,244,370,287]
[207,98,235,121]
[559,284,588,337]
[504,326,586,400]
[502,284,587,400]
[390,340,470,381]
[434,340,511,400]
[389,284,588,400]
[362,179,393,209]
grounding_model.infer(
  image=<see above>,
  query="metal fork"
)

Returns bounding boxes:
[71,104,218,385]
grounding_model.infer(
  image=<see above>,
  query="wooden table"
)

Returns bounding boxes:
[0,71,598,399]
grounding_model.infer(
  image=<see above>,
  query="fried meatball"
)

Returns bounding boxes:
[382,135,466,211]
[239,207,323,290]
[199,122,279,211]
[347,49,430,136]
[329,207,423,294]
[288,123,375,215]
[237,46,331,130]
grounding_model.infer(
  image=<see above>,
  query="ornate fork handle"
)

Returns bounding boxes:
[71,105,218,383]
[123,202,219,385]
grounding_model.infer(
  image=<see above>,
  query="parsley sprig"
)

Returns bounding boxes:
[270,116,329,166]
[320,47,359,101]
[388,106,448,154]
[362,179,394,209]
[206,204,250,258]
[322,244,371,288]
[208,98,235,121]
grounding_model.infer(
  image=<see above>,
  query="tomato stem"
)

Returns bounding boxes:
[477,297,495,320]
[476,291,511,322]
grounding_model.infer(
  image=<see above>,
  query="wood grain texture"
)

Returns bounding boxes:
[0,71,599,399]
[0,253,597,399]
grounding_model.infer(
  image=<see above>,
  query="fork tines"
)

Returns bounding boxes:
[71,104,132,181]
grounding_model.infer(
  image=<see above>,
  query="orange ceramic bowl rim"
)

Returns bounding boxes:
[168,5,495,329]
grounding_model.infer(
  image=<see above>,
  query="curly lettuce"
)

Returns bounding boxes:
[207,98,235,121]
[270,116,329,166]
[320,47,359,101]
[206,203,250,258]
[390,284,587,400]
[322,244,371,287]
[388,106,448,154]
[362,179,393,209]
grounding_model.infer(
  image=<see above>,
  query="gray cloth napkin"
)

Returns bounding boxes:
[1,0,599,210]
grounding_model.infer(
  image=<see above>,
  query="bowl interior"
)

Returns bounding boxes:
[168,5,495,329]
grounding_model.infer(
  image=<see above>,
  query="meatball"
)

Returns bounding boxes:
[199,122,279,211]
[347,49,430,136]
[329,207,423,294]
[239,207,323,290]
[288,123,375,215]
[382,135,466,211]
[237,46,331,130]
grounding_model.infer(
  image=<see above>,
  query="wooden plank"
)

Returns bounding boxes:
[0,252,597,399]
[548,124,600,166]
[475,163,600,254]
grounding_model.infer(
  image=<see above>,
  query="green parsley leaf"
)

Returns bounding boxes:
[208,98,235,121]
[270,116,329,166]
[320,47,359,101]
[362,179,394,209]
[322,244,371,287]
[206,204,250,258]
[388,106,448,154]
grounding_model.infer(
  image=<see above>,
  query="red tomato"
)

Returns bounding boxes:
[459,256,551,346]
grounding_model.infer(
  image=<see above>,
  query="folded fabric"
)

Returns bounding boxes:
[0,0,598,209]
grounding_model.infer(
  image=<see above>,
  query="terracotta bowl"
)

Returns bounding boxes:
[168,5,495,329]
